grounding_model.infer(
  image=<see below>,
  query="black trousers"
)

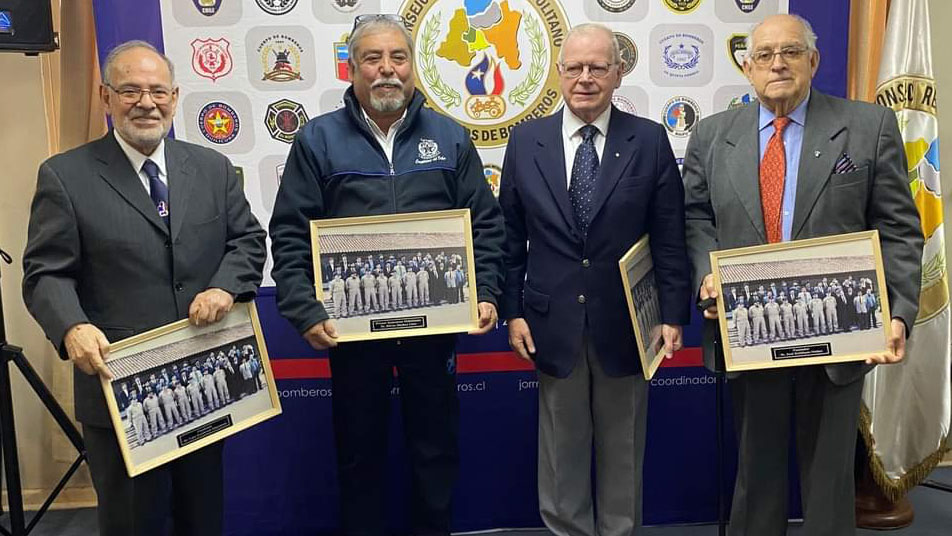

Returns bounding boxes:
[728,368,864,536]
[83,424,223,536]
[329,335,459,536]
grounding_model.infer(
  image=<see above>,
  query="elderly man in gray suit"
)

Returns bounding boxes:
[22,41,266,536]
[683,14,922,536]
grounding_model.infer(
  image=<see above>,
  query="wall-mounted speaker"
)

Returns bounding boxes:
[0,1,58,54]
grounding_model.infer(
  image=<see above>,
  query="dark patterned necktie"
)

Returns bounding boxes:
[142,159,170,228]
[569,124,600,235]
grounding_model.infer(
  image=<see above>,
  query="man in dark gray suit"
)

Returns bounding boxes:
[683,14,922,536]
[22,41,266,536]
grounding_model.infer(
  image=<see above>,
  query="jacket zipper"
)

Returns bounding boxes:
[389,161,397,213]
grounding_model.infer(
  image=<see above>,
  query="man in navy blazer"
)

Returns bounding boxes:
[499,23,691,536]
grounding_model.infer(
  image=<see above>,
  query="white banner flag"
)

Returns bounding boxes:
[862,0,951,500]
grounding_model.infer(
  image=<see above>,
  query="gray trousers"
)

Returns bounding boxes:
[729,367,864,536]
[538,336,649,536]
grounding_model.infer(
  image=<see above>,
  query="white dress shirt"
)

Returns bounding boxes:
[361,107,407,166]
[561,105,611,188]
[113,129,168,192]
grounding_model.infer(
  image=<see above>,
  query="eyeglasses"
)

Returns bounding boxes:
[351,13,407,33]
[106,84,175,105]
[559,62,616,79]
[748,46,809,66]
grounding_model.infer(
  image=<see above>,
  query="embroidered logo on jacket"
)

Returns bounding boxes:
[415,138,447,164]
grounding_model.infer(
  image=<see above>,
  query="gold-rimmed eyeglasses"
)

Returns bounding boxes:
[105,84,175,105]
[748,46,809,66]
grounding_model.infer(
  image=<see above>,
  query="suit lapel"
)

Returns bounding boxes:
[95,133,169,236]
[166,140,194,242]
[724,104,766,242]
[533,111,579,237]
[791,92,847,239]
[589,108,638,226]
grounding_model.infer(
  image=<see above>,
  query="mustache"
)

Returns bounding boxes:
[128,110,162,121]
[371,78,403,89]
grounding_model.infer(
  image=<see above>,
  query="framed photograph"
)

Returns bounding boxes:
[710,230,892,372]
[619,235,666,380]
[100,303,281,477]
[310,208,478,342]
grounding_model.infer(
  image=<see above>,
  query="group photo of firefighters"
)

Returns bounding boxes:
[112,337,265,448]
[319,239,470,319]
[630,268,663,349]
[723,270,882,348]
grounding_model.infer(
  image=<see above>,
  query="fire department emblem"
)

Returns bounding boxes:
[735,0,761,13]
[597,0,637,13]
[265,99,309,144]
[258,34,304,82]
[332,0,361,12]
[199,101,240,144]
[334,34,351,82]
[483,164,502,198]
[256,0,298,16]
[401,0,567,148]
[191,38,233,82]
[729,34,748,74]
[615,32,638,76]
[663,0,701,14]
[192,0,222,16]
[662,96,699,137]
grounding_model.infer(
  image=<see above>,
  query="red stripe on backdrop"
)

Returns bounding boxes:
[269,347,703,380]
[662,347,703,368]
[271,358,330,380]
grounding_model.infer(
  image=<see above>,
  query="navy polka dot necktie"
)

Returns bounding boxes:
[142,159,170,228]
[569,124,600,236]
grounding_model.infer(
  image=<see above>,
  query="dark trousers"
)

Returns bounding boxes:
[728,367,864,536]
[859,311,870,330]
[329,335,460,536]
[83,424,224,536]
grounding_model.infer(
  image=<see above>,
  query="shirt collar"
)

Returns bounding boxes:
[361,107,407,138]
[113,129,167,177]
[758,90,810,131]
[563,105,612,140]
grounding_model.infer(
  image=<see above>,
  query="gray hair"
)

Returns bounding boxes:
[347,17,414,67]
[744,14,818,59]
[558,23,622,66]
[102,40,176,86]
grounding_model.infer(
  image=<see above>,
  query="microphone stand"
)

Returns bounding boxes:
[0,248,86,536]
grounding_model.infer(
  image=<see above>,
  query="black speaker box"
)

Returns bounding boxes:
[0,0,57,54]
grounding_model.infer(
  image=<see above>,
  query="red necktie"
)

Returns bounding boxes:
[760,117,791,243]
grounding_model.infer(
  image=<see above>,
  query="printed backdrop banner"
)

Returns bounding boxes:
[91,0,848,533]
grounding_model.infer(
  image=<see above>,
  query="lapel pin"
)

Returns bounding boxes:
[615,152,620,158]
[814,150,821,158]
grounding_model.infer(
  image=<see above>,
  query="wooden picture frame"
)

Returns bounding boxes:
[101,303,281,477]
[619,235,666,380]
[310,208,479,342]
[710,230,891,372]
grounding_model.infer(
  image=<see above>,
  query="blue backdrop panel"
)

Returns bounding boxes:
[90,0,849,532]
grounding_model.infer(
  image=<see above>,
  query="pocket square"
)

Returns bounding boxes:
[833,153,858,174]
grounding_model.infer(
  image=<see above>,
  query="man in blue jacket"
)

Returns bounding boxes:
[269,15,504,536]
